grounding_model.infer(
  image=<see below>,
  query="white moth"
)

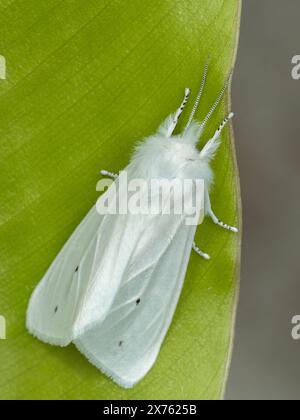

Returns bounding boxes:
[26,61,238,388]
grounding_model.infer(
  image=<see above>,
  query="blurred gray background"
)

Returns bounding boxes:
[226,0,300,400]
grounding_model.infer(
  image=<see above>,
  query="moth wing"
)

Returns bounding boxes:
[26,170,152,346]
[75,214,196,388]
[26,205,105,346]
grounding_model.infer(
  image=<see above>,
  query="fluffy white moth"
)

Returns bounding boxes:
[27,61,238,388]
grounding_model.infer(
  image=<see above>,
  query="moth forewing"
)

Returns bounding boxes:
[26,64,238,387]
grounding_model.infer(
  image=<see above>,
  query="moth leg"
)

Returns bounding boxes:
[167,88,191,137]
[100,169,118,179]
[205,189,238,233]
[209,210,238,233]
[192,242,210,260]
[209,112,234,143]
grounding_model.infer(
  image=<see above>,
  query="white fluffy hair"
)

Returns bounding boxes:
[129,117,216,189]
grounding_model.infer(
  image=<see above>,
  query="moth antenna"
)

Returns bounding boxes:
[200,69,233,131]
[185,59,210,130]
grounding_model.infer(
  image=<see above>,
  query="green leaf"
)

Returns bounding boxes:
[0,0,241,400]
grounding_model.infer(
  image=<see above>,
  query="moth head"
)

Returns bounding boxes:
[159,61,234,164]
[132,62,234,181]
